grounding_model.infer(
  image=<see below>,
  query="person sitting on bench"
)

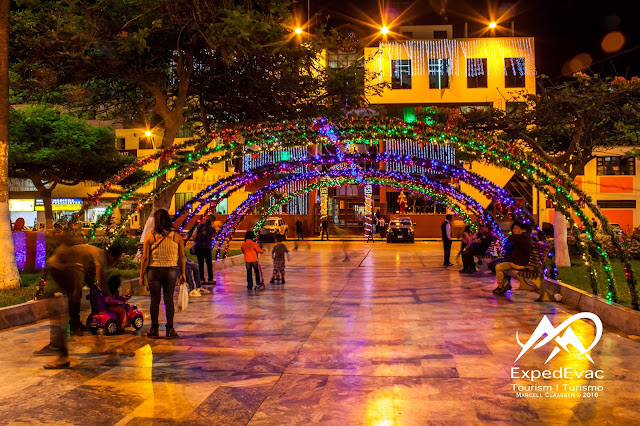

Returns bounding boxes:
[460,224,493,274]
[493,222,533,295]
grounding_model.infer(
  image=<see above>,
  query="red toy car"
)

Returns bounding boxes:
[86,290,144,335]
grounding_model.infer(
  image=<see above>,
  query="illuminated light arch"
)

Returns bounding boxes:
[211,169,511,260]
[250,178,480,246]
[105,146,606,301]
[235,178,481,260]
[91,118,635,308]
[169,153,527,242]
[217,178,491,260]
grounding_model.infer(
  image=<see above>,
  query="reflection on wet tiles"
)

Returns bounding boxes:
[0,242,636,424]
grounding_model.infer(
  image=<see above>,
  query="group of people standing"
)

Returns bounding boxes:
[440,215,536,295]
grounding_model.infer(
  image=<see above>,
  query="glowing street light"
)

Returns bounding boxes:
[145,130,152,137]
[488,22,497,29]
[295,27,302,34]
[380,26,389,35]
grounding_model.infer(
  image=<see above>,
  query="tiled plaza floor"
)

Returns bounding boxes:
[0,241,639,425]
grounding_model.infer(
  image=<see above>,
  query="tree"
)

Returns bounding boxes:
[9,0,328,229]
[462,74,640,266]
[0,0,20,289]
[9,105,134,229]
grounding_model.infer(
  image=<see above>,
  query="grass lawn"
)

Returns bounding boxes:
[558,259,640,309]
[0,273,61,309]
[0,268,140,309]
[186,248,242,263]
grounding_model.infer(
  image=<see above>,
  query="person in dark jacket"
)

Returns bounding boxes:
[487,222,518,274]
[193,215,215,284]
[296,219,304,240]
[460,224,493,273]
[441,214,453,266]
[493,222,533,295]
[320,219,329,240]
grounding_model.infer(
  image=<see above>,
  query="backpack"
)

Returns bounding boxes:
[194,222,213,248]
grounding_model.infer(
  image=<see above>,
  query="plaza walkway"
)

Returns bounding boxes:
[0,242,638,425]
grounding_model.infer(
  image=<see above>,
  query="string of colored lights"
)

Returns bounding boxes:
[251,179,479,241]
[178,156,524,256]
[91,117,634,308]
[220,175,496,260]
[212,169,507,259]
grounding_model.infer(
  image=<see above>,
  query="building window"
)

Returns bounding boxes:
[597,157,636,175]
[116,137,126,150]
[433,30,448,39]
[504,58,526,87]
[460,105,491,114]
[597,200,636,209]
[176,124,194,138]
[174,193,193,212]
[429,59,450,89]
[328,53,361,69]
[139,137,154,149]
[391,60,412,89]
[466,58,487,88]
[506,102,526,115]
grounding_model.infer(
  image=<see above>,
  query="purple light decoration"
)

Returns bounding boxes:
[13,232,26,271]
[212,168,510,259]
[176,153,529,248]
[36,231,47,270]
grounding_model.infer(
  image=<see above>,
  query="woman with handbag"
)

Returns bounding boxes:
[139,209,186,339]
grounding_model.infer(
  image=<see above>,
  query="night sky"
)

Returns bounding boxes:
[299,0,640,78]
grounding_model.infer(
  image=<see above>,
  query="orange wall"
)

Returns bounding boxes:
[600,210,634,232]
[599,177,634,193]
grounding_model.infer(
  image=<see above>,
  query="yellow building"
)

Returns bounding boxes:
[364,26,536,115]
[538,147,639,232]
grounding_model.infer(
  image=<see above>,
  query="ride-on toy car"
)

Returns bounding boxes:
[86,290,144,335]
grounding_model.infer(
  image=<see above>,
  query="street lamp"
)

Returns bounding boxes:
[145,130,152,137]
[380,26,389,35]
[295,27,302,34]
[488,22,497,29]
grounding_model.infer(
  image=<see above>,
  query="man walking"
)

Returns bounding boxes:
[296,219,304,240]
[441,214,453,266]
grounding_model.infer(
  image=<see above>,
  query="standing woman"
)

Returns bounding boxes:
[140,209,186,339]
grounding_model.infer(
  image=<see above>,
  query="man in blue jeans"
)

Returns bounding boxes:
[186,259,209,296]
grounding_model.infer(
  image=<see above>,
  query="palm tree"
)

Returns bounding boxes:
[0,0,21,289]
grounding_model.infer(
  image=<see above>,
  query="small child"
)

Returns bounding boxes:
[241,231,265,290]
[105,275,127,330]
[270,234,290,284]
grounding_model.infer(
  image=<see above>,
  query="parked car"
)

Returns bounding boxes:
[258,217,289,241]
[386,217,415,243]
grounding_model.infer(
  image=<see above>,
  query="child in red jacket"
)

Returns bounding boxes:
[241,231,264,290]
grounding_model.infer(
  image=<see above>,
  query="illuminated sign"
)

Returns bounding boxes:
[35,198,82,211]
[9,199,35,212]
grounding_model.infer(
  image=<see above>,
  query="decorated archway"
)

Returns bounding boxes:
[210,170,509,259]
[87,117,638,309]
